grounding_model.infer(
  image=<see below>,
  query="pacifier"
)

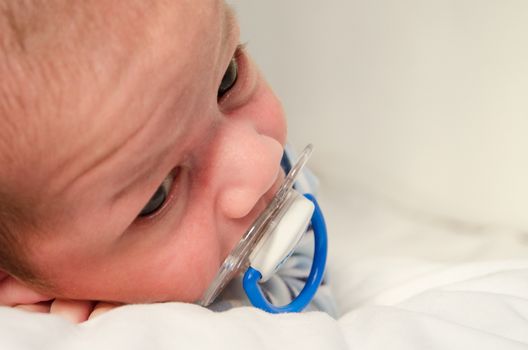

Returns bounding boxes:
[198,144,328,313]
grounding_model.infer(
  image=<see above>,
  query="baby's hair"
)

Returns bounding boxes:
[0,1,45,285]
[0,91,48,286]
[0,194,38,282]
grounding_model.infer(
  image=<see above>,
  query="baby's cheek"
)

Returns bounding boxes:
[171,211,225,300]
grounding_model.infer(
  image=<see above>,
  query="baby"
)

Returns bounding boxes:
[0,0,335,322]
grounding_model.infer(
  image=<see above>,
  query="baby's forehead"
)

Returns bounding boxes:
[2,1,221,64]
[0,0,226,205]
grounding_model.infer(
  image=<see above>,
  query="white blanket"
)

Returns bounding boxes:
[1,187,528,349]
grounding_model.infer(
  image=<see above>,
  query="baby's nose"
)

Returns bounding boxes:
[210,122,283,220]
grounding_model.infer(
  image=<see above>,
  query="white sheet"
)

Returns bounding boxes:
[1,186,528,349]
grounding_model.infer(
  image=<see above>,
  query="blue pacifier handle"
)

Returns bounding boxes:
[242,193,327,313]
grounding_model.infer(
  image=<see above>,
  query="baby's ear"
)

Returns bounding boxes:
[0,270,51,306]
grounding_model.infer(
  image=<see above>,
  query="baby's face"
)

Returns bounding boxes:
[13,1,286,303]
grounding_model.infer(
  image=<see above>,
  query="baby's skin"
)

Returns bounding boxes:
[0,0,286,322]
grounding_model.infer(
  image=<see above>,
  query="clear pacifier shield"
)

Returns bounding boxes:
[198,145,313,307]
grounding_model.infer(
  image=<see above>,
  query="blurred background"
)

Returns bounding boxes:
[230,0,528,231]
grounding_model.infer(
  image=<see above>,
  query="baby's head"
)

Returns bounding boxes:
[0,0,286,303]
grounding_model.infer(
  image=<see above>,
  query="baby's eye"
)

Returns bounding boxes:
[217,56,238,99]
[138,171,175,217]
